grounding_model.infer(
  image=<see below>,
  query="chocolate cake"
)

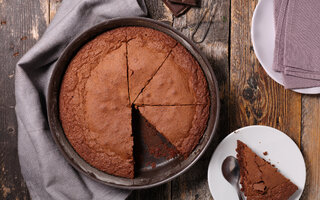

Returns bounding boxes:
[59,27,210,178]
[236,140,298,200]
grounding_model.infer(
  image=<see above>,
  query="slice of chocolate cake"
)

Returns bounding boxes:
[236,140,298,200]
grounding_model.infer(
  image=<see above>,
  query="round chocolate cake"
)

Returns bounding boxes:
[59,27,210,178]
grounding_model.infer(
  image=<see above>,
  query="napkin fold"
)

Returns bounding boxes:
[15,0,147,199]
[273,0,320,89]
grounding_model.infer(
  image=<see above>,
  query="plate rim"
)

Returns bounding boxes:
[207,125,306,200]
[251,0,320,94]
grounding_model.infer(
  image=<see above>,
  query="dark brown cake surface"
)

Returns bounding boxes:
[59,27,211,179]
[236,140,298,200]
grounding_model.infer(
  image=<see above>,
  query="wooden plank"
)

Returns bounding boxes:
[171,0,230,199]
[0,0,49,199]
[4,1,317,200]
[129,0,230,199]
[146,0,173,24]
[300,96,320,200]
[49,0,62,23]
[127,1,173,199]
[127,184,171,200]
[230,1,311,199]
[229,0,301,143]
[171,157,214,200]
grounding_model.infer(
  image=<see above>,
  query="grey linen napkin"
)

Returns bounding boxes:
[273,0,320,89]
[15,0,147,199]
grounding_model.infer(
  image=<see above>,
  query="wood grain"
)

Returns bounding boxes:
[229,1,320,200]
[301,95,320,199]
[127,1,173,199]
[0,0,49,199]
[49,0,62,23]
[171,0,229,199]
[1,0,320,199]
[128,0,230,199]
[229,0,301,143]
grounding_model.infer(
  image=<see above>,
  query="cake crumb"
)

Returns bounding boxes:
[146,161,157,169]
[263,151,268,156]
[151,162,156,169]
[1,185,11,198]
[8,71,14,79]
[20,36,28,41]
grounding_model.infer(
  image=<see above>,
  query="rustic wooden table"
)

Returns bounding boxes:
[0,0,319,199]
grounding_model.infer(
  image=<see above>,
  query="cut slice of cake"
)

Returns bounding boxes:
[138,104,209,157]
[236,140,298,200]
[126,27,177,103]
[134,43,209,106]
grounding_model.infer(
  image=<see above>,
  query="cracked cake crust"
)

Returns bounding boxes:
[126,27,177,103]
[59,28,134,178]
[134,43,210,105]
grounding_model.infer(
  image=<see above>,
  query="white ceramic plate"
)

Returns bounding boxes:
[207,125,306,200]
[251,0,320,94]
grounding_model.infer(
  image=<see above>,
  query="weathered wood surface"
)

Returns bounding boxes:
[128,0,230,199]
[0,0,49,199]
[301,96,320,200]
[0,0,319,199]
[230,0,301,145]
[230,1,319,200]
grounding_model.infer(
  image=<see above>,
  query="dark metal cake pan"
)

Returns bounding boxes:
[47,17,220,189]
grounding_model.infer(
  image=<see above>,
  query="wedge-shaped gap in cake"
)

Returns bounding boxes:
[137,104,209,157]
[132,105,179,175]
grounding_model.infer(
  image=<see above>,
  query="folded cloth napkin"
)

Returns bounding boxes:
[15,0,147,199]
[273,0,320,89]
